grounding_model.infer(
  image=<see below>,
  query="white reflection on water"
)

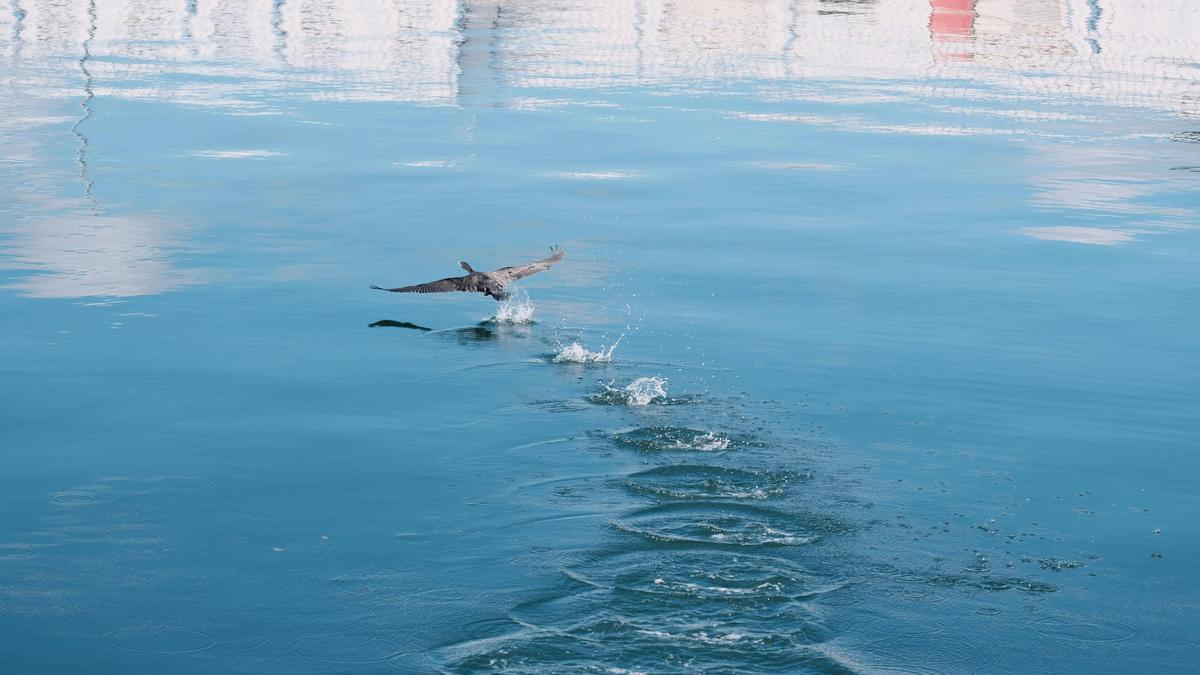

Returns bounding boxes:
[0,0,1196,112]
[1,214,205,298]
[0,0,1198,298]
[1019,226,1136,245]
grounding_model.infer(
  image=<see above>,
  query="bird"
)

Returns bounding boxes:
[371,247,564,301]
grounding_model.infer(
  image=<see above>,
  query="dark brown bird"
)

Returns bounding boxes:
[371,247,564,301]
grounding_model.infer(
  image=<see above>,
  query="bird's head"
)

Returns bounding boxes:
[460,261,474,273]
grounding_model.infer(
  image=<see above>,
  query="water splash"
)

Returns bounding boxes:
[674,432,730,452]
[610,427,744,452]
[487,291,535,324]
[596,377,667,406]
[553,337,622,364]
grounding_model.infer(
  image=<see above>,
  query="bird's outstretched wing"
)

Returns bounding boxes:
[489,247,565,282]
[370,276,468,294]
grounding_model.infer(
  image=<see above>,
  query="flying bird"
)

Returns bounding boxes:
[371,247,564,301]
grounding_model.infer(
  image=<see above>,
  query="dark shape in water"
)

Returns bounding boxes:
[371,246,563,301]
[368,319,432,331]
[441,325,501,343]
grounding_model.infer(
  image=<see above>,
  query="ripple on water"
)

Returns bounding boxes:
[104,626,217,654]
[623,465,798,500]
[613,502,848,547]
[1033,616,1137,643]
[49,490,100,506]
[329,569,414,601]
[0,583,78,615]
[926,573,1057,594]
[564,549,845,602]
[859,634,981,667]
[440,621,849,673]
[288,634,406,663]
[815,585,865,607]
[0,545,37,560]
[610,427,744,453]
[528,399,592,413]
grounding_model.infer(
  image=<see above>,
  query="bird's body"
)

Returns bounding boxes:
[371,248,564,302]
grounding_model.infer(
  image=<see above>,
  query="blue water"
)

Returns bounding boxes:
[2,1,1199,672]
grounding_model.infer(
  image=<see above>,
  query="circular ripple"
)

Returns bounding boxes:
[623,465,796,500]
[50,490,100,506]
[0,545,36,560]
[288,634,405,663]
[0,584,78,615]
[209,631,268,653]
[614,502,846,547]
[566,549,844,601]
[439,619,842,672]
[105,626,217,654]
[861,635,978,665]
[329,569,414,600]
[1033,616,1137,643]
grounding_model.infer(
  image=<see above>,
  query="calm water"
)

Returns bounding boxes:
[2,1,1199,672]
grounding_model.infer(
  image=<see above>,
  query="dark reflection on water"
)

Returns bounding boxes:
[0,1,1198,674]
[368,319,432,331]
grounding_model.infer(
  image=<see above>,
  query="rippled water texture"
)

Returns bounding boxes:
[2,1,1198,672]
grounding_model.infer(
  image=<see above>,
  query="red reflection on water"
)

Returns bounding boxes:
[929,0,976,61]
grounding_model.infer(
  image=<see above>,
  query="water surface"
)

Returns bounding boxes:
[2,1,1199,672]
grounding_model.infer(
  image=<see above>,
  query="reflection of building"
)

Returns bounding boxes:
[2,0,1198,112]
[930,0,976,41]
[2,0,1197,297]
[929,0,976,61]
[2,0,462,107]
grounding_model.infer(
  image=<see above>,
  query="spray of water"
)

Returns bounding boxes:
[553,336,622,364]
[599,376,667,406]
[487,289,535,324]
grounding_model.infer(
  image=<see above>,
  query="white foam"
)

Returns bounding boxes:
[488,293,535,324]
[667,432,731,452]
[602,377,667,406]
[553,337,621,364]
